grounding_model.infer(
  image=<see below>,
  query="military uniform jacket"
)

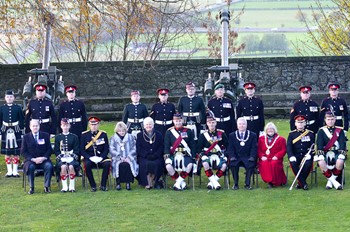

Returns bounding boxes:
[236,96,264,135]
[80,130,109,160]
[320,97,348,131]
[150,102,175,137]
[196,129,228,155]
[54,132,80,157]
[208,97,236,134]
[122,103,149,132]
[177,96,206,124]
[164,126,196,158]
[0,103,24,154]
[25,98,57,134]
[227,130,257,168]
[290,99,320,133]
[316,126,346,153]
[58,99,88,138]
[287,129,315,159]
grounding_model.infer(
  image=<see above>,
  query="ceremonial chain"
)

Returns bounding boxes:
[235,131,250,146]
[264,135,280,155]
[143,131,156,144]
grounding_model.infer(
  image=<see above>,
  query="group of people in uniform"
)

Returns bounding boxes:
[0,80,348,193]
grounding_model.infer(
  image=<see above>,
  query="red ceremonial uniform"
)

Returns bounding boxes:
[257,134,287,186]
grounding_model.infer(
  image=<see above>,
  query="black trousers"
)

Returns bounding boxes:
[27,161,53,188]
[85,159,110,188]
[290,157,313,187]
[231,161,254,187]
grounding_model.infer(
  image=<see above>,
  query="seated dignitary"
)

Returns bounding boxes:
[122,90,149,137]
[110,121,139,191]
[258,122,287,188]
[228,117,257,190]
[315,111,346,190]
[196,113,228,190]
[0,89,24,177]
[287,115,315,190]
[21,119,53,194]
[164,113,195,190]
[136,117,164,189]
[54,118,80,192]
[81,117,110,192]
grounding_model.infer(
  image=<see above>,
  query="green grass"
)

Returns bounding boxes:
[1,119,349,231]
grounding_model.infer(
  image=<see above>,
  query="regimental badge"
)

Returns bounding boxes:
[301,136,310,142]
[180,131,188,138]
[309,106,318,112]
[223,103,231,108]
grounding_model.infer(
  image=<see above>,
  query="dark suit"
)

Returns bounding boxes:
[21,132,53,188]
[227,130,257,187]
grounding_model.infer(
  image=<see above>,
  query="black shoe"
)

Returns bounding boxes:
[5,174,12,178]
[28,187,34,195]
[337,185,343,190]
[91,187,97,192]
[100,186,108,191]
[303,184,309,190]
[267,183,273,189]
[116,184,121,191]
[13,174,20,178]
[244,185,252,190]
[61,189,67,193]
[296,184,302,189]
[232,185,239,190]
[44,187,51,193]
[69,189,76,193]
[77,171,83,177]
[126,183,131,191]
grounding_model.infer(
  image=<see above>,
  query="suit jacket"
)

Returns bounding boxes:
[21,131,53,171]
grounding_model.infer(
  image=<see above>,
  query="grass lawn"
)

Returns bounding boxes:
[0,119,349,231]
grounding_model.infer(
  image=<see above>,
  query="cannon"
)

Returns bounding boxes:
[22,12,64,111]
[201,9,244,106]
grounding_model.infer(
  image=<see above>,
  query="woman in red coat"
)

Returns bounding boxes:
[258,122,287,188]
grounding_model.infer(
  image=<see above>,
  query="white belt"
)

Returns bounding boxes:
[215,116,230,122]
[38,118,50,123]
[2,121,19,126]
[183,112,200,117]
[127,118,144,123]
[68,117,82,123]
[62,150,73,155]
[336,116,343,120]
[155,120,172,126]
[243,116,259,121]
[306,120,315,125]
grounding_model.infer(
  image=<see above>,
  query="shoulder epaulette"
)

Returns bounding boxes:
[289,129,297,134]
[82,130,90,134]
[167,126,175,131]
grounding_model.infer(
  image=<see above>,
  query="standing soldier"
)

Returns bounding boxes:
[25,83,57,137]
[0,90,24,177]
[150,88,175,138]
[320,83,348,132]
[177,82,206,140]
[290,86,320,133]
[196,113,228,190]
[164,113,195,190]
[236,82,265,137]
[314,111,346,190]
[58,85,88,140]
[207,84,236,135]
[80,117,110,192]
[287,115,315,190]
[122,90,149,137]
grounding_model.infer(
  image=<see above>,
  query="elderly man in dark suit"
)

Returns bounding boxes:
[22,119,53,194]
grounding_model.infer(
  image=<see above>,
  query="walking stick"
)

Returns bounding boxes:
[289,143,314,191]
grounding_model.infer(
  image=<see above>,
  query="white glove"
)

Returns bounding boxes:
[305,154,311,160]
[318,155,325,161]
[165,158,172,165]
[201,155,208,161]
[261,156,267,161]
[90,156,102,164]
[338,154,346,160]
[289,156,296,162]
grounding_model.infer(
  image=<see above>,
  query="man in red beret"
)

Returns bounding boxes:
[290,85,320,133]
[320,83,348,132]
[25,83,56,137]
[236,82,265,138]
[150,88,175,138]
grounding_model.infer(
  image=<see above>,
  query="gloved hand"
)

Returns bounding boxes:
[289,156,297,162]
[338,154,346,160]
[261,156,267,161]
[201,155,208,161]
[304,154,311,160]
[230,157,237,162]
[165,158,172,165]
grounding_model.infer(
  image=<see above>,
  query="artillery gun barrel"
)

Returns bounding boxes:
[219,9,230,67]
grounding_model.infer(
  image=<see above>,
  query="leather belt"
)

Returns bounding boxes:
[306,120,315,125]
[336,116,343,120]
[215,116,230,122]
[38,118,50,123]
[183,112,200,117]
[127,118,144,123]
[69,117,82,123]
[2,121,19,126]
[244,115,259,121]
[155,120,172,126]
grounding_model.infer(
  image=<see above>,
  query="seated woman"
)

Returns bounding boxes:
[136,117,164,189]
[257,122,287,188]
[110,122,139,191]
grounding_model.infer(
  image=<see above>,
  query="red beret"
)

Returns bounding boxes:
[61,118,70,125]
[243,82,256,89]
